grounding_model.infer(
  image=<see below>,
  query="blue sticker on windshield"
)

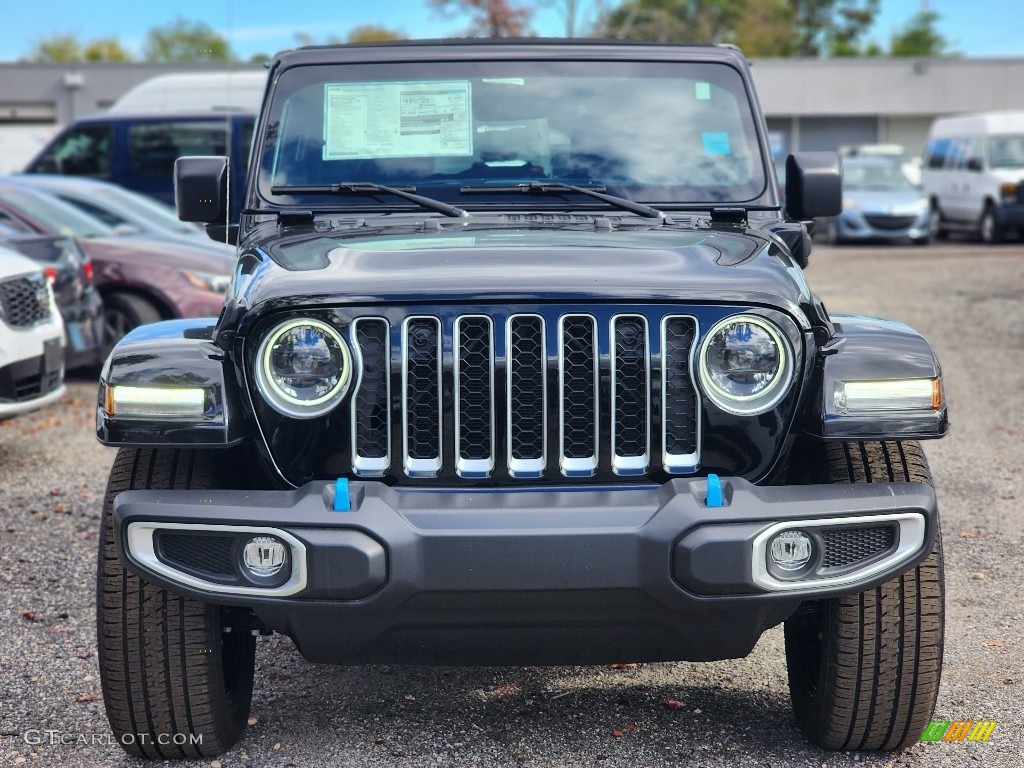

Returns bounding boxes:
[702,132,731,156]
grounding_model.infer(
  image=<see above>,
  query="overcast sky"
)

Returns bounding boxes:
[1,0,1021,61]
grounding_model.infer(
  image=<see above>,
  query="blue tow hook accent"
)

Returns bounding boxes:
[333,478,351,512]
[705,473,724,508]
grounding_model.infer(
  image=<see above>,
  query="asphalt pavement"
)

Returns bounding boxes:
[1,240,1022,768]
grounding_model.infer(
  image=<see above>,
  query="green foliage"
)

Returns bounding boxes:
[890,10,949,57]
[142,17,233,62]
[596,0,881,56]
[25,34,83,62]
[346,24,407,42]
[83,38,133,62]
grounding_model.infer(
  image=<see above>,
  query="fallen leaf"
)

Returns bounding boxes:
[489,682,522,700]
[612,730,623,738]
[404,694,416,701]
[970,572,985,580]
[986,641,1004,648]
[959,530,982,538]
[76,692,101,703]
[273,742,282,750]
[609,663,638,670]
[50,488,62,496]
[623,723,639,733]
[21,611,36,622]
[1003,678,1014,685]
[664,698,685,710]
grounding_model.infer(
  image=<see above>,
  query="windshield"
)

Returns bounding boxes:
[0,186,114,237]
[988,135,1024,169]
[842,161,916,192]
[256,58,768,209]
[97,185,198,233]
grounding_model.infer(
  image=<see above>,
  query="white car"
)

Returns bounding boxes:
[0,244,65,420]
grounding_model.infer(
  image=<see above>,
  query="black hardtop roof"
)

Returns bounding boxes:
[271,38,748,69]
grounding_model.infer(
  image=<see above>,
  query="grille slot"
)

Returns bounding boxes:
[506,314,546,478]
[402,317,443,477]
[821,526,896,569]
[351,318,391,476]
[454,316,494,477]
[611,315,650,475]
[863,214,917,231]
[559,315,599,477]
[0,275,51,328]
[662,316,700,473]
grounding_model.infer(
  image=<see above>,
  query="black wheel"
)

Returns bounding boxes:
[102,293,162,356]
[97,448,256,758]
[820,217,840,245]
[979,203,1003,244]
[784,441,944,751]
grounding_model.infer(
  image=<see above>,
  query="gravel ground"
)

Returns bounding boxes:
[1,241,1022,768]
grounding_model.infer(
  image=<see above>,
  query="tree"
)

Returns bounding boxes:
[429,0,533,37]
[730,0,796,56]
[83,37,133,62]
[143,18,233,62]
[25,34,82,62]
[598,0,746,44]
[788,0,879,57]
[890,9,949,57]
[346,24,407,42]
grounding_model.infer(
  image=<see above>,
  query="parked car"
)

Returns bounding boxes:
[21,73,263,222]
[922,110,1024,243]
[95,40,947,758]
[0,221,104,369]
[817,156,932,245]
[0,245,65,419]
[0,181,232,353]
[14,175,233,251]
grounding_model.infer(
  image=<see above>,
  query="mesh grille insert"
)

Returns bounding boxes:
[663,317,699,460]
[404,318,441,463]
[508,315,545,464]
[157,533,236,578]
[0,275,50,328]
[456,317,493,463]
[560,316,598,462]
[352,319,390,463]
[613,316,648,461]
[821,525,896,569]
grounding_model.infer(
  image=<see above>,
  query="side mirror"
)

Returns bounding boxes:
[965,157,983,172]
[175,156,228,224]
[785,152,842,220]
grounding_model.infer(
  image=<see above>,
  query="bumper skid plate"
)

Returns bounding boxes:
[114,477,937,665]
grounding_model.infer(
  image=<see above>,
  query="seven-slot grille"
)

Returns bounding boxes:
[0,275,50,328]
[348,312,700,480]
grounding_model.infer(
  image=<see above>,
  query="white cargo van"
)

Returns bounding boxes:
[922,111,1024,243]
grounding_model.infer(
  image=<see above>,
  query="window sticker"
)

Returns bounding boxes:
[323,81,473,160]
[695,82,711,100]
[702,131,731,155]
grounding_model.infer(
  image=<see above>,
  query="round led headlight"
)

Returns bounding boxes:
[698,314,793,416]
[255,318,351,418]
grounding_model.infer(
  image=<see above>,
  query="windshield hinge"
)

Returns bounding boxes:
[278,210,314,227]
[710,207,747,225]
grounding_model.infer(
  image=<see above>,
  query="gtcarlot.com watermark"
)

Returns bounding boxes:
[20,730,203,747]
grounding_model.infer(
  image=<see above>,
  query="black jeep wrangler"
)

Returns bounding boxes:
[95,40,947,758]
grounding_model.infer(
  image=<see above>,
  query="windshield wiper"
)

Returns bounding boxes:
[270,182,469,218]
[459,182,667,221]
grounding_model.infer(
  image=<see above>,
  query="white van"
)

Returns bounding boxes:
[0,245,65,420]
[922,111,1024,243]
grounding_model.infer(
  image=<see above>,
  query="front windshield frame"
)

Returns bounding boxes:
[253,56,771,212]
[0,185,115,238]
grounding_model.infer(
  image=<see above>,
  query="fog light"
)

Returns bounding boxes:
[242,536,288,578]
[769,531,813,572]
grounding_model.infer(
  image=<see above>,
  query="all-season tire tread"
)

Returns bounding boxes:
[96,448,254,758]
[786,440,944,752]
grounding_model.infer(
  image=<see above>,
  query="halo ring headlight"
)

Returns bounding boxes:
[255,318,351,418]
[698,314,794,416]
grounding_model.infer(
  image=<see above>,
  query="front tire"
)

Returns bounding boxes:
[102,292,162,357]
[979,203,1004,244]
[96,448,256,758]
[784,441,944,751]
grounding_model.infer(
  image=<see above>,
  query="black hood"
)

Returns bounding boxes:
[233,223,812,329]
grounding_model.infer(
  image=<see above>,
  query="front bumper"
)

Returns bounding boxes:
[114,477,937,665]
[995,201,1024,228]
[837,208,932,241]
